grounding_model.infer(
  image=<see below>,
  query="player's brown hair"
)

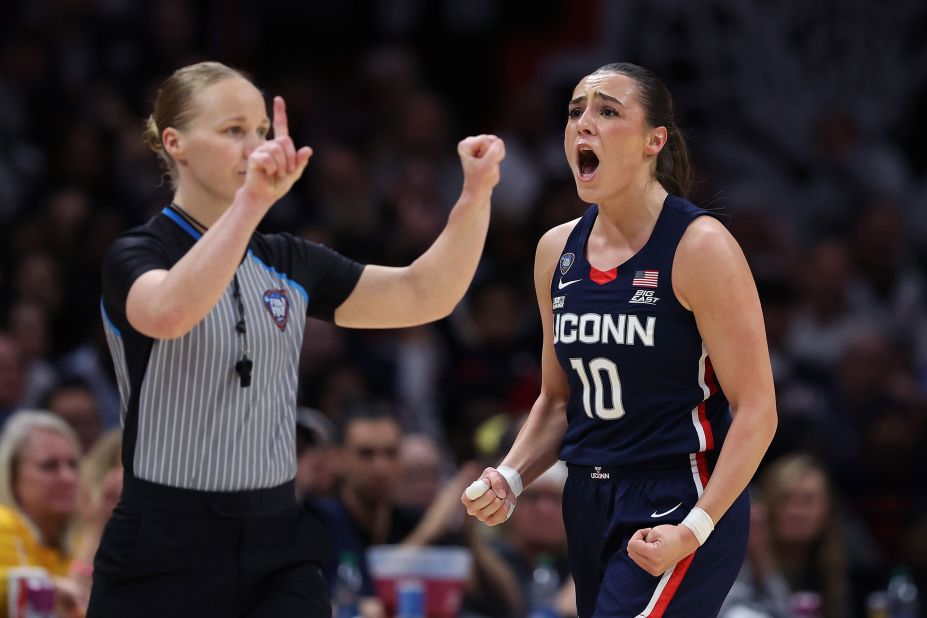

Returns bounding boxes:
[591,62,694,199]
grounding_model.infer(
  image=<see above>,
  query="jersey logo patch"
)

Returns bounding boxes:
[560,252,575,275]
[590,466,610,480]
[553,295,565,309]
[262,289,289,331]
[632,270,659,288]
[629,289,659,304]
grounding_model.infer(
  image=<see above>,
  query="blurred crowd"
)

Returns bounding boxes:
[1,0,926,616]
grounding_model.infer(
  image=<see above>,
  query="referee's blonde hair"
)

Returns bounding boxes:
[145,61,252,189]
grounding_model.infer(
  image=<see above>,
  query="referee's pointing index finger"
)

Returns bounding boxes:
[273,96,288,139]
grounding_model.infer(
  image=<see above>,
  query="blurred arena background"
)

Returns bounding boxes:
[1,1,925,616]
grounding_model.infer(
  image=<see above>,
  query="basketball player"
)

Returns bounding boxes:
[463,63,776,617]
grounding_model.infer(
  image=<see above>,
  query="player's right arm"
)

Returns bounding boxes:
[461,221,576,526]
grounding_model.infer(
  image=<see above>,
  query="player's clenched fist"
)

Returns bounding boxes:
[457,135,505,199]
[460,466,516,527]
[242,96,313,209]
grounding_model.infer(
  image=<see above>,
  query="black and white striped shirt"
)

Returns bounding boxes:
[101,205,363,491]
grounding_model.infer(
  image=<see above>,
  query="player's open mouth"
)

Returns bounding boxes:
[577,148,599,181]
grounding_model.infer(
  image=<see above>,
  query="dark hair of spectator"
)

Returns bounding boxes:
[334,401,401,445]
[591,63,693,199]
[38,375,94,410]
[145,61,252,189]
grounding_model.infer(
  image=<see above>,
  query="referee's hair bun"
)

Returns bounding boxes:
[145,115,163,153]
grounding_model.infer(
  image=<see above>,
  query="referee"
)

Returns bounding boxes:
[89,61,504,617]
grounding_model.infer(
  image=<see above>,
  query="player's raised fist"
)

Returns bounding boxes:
[457,134,505,199]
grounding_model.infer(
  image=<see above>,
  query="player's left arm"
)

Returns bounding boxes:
[628,215,777,575]
[676,215,777,523]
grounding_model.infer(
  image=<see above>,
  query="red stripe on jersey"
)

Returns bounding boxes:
[697,402,715,451]
[695,451,711,488]
[705,356,718,395]
[649,551,696,617]
[590,266,617,285]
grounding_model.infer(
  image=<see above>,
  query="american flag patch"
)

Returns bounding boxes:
[632,270,659,288]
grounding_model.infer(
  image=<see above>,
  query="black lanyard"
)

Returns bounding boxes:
[171,204,252,388]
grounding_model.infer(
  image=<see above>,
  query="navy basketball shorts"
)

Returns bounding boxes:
[563,463,749,618]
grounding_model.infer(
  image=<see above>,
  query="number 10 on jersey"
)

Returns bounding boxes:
[569,357,627,420]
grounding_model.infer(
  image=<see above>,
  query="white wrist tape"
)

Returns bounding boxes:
[497,465,523,497]
[463,478,516,524]
[504,500,515,521]
[680,507,714,546]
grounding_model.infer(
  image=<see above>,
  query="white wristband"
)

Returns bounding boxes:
[504,500,515,521]
[496,465,523,497]
[680,507,714,546]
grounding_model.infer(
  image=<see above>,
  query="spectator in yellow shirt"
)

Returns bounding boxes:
[0,410,86,616]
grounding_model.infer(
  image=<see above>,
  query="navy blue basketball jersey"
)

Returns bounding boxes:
[553,195,729,488]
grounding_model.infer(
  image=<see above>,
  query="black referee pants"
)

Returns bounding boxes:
[87,476,331,617]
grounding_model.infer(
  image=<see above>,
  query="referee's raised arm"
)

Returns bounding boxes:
[334,134,505,329]
[126,94,311,340]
